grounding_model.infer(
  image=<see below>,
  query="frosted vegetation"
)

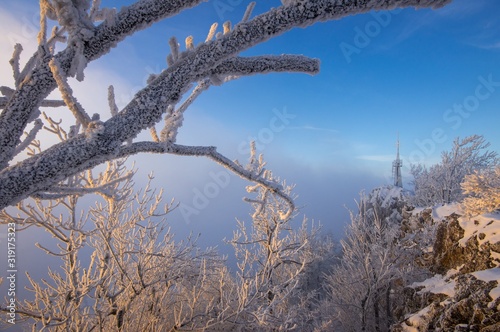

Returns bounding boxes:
[410,135,498,208]
[0,0,451,209]
[2,0,500,331]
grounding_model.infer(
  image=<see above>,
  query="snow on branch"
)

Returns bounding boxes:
[49,57,91,127]
[241,2,256,23]
[51,0,95,41]
[0,0,206,170]
[83,0,205,62]
[0,98,65,109]
[9,44,22,87]
[206,23,218,42]
[0,0,451,209]
[38,0,50,46]
[209,55,320,77]
[13,119,44,157]
[169,37,180,63]
[35,170,133,199]
[107,85,119,116]
[0,89,65,108]
[114,141,295,220]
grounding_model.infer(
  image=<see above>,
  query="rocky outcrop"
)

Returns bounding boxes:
[436,274,499,330]
[432,214,465,274]
[394,274,500,331]
[431,214,497,275]
[391,206,500,331]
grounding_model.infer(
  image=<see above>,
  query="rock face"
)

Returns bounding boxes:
[392,273,500,331]
[392,206,500,331]
[432,214,497,275]
[432,214,465,274]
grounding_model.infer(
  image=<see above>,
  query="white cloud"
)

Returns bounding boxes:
[356,154,394,162]
[0,7,39,87]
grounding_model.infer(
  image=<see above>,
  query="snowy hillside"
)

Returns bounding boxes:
[395,205,500,331]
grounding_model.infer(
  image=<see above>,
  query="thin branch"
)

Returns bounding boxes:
[13,119,44,157]
[0,97,65,109]
[49,57,91,127]
[38,0,49,46]
[116,141,296,219]
[241,2,256,23]
[206,23,218,42]
[107,85,119,116]
[9,44,22,86]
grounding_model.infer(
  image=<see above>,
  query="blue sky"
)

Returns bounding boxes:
[0,0,499,248]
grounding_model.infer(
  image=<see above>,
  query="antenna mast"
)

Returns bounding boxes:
[392,134,403,187]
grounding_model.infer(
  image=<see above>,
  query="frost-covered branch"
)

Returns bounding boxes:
[0,53,316,208]
[49,57,91,127]
[115,141,295,217]
[160,54,318,143]
[411,135,498,206]
[228,173,318,328]
[0,97,65,109]
[0,0,206,169]
[13,119,44,157]
[0,0,451,209]
[107,85,119,117]
[9,44,22,87]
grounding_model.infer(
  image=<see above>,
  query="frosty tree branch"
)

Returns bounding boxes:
[0,0,206,169]
[0,53,317,208]
[0,0,451,210]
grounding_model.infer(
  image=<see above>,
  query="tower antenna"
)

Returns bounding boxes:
[392,134,403,187]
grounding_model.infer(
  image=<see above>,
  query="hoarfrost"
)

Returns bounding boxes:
[0,0,452,209]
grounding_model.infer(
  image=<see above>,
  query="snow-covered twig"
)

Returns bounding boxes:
[47,26,67,54]
[0,96,65,109]
[115,141,295,219]
[34,171,133,199]
[38,0,49,46]
[107,85,119,117]
[169,36,180,63]
[223,21,231,35]
[13,119,44,157]
[241,2,256,23]
[159,79,209,143]
[0,86,14,98]
[9,44,22,87]
[49,57,91,127]
[206,23,218,42]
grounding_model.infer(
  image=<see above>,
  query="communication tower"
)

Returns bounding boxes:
[392,135,403,187]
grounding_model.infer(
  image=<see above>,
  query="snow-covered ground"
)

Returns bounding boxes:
[411,268,459,298]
